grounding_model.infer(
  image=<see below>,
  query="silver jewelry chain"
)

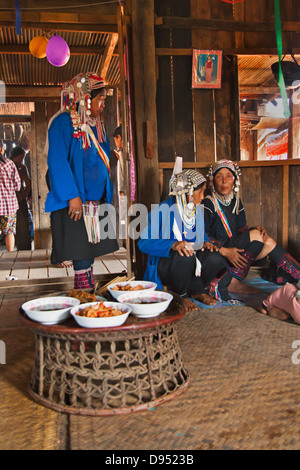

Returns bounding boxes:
[215,190,234,206]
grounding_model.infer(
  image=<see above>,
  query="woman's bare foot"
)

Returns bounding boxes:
[257,306,268,315]
[268,306,291,322]
[192,293,217,306]
[56,261,73,268]
[228,277,260,294]
[184,298,199,311]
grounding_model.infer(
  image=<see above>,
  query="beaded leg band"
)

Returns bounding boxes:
[74,266,95,290]
[276,253,300,283]
[206,268,228,302]
[230,251,256,281]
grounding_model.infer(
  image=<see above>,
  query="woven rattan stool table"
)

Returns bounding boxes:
[20,293,189,416]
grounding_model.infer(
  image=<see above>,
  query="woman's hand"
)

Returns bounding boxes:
[68,196,83,221]
[201,242,219,252]
[172,241,194,257]
[219,246,247,269]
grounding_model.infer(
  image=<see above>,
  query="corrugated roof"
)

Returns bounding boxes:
[0,27,120,87]
[238,55,279,88]
[238,54,300,90]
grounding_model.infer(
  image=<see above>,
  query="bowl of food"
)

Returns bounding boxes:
[70,301,132,328]
[22,296,80,325]
[117,291,173,318]
[107,281,157,301]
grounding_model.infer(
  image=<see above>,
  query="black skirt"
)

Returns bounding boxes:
[50,207,119,264]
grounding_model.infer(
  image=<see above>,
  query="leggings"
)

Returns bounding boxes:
[73,259,94,271]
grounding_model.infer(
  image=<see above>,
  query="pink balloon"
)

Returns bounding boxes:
[46,36,70,67]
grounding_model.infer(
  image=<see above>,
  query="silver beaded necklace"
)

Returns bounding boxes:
[215,190,234,206]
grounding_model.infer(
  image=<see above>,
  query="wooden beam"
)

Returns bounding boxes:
[98,33,119,79]
[155,16,300,32]
[5,86,61,101]
[0,21,118,34]
[156,47,300,56]
[0,116,31,122]
[0,11,118,24]
[0,10,131,32]
[159,160,300,169]
[240,86,281,95]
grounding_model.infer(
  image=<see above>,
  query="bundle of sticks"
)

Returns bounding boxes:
[97,275,135,296]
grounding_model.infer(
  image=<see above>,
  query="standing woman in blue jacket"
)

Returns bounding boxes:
[45,72,118,290]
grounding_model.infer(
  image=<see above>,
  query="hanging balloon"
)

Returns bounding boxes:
[46,35,70,67]
[29,35,48,59]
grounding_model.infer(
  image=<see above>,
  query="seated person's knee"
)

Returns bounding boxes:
[174,251,196,267]
[249,229,264,243]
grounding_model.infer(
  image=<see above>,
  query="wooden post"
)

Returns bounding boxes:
[281,165,289,251]
[131,0,160,208]
[117,5,133,278]
[130,0,160,279]
[31,102,52,250]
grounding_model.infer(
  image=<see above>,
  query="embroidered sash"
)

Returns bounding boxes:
[207,195,233,239]
[81,123,110,173]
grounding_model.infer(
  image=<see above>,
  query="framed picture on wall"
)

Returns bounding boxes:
[192,49,223,89]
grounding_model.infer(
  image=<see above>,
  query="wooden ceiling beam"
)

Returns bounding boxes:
[98,33,119,80]
[0,11,131,33]
[0,116,31,122]
[156,48,300,56]
[155,16,300,32]
[0,21,118,34]
[5,86,61,101]
[240,86,280,95]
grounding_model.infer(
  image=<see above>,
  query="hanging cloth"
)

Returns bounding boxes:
[82,201,102,244]
[15,0,21,35]
[172,212,202,277]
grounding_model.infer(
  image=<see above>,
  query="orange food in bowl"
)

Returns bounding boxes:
[77,302,124,318]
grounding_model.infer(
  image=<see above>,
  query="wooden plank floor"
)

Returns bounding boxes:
[0,247,128,295]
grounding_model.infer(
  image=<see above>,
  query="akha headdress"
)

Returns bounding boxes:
[169,169,207,197]
[61,72,110,172]
[207,160,242,214]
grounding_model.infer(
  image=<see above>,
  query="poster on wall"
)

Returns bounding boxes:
[192,49,223,89]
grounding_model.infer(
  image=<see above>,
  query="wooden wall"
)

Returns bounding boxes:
[153,0,300,261]
[155,0,300,168]
[155,0,194,164]
[31,101,60,250]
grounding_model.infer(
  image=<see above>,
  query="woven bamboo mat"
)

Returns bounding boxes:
[0,327,63,450]
[68,306,300,450]
[2,304,300,450]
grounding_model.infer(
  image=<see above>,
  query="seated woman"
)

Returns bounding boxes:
[138,169,234,308]
[203,160,300,293]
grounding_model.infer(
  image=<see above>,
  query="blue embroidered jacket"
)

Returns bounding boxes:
[45,112,113,213]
